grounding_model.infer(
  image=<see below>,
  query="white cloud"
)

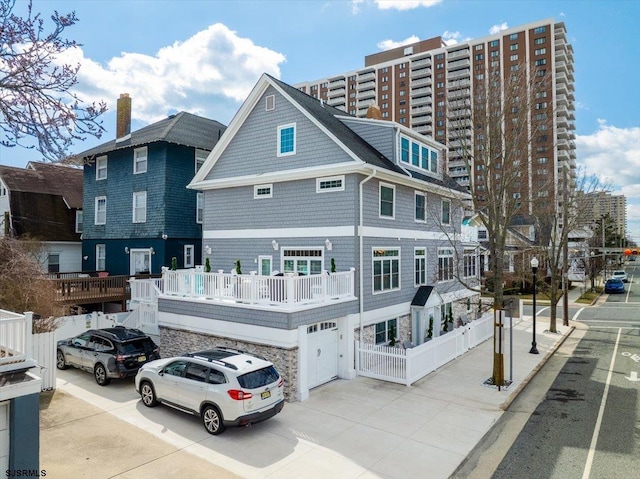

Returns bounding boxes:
[377,35,421,51]
[373,0,442,10]
[59,23,286,124]
[489,22,509,35]
[351,0,364,13]
[442,31,461,46]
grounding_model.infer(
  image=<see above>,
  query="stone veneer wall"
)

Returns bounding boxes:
[358,314,411,345]
[160,326,299,402]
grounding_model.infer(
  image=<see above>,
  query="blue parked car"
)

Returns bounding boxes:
[604,278,625,294]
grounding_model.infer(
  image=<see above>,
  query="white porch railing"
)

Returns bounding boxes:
[158,269,356,308]
[120,302,159,336]
[0,310,33,369]
[356,314,493,386]
[129,277,163,303]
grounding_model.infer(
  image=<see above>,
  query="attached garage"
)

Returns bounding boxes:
[306,321,338,389]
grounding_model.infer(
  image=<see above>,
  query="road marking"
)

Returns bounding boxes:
[572,307,585,321]
[582,327,621,479]
[621,352,640,362]
[625,371,640,382]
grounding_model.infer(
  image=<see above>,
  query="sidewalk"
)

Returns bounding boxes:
[40,296,579,479]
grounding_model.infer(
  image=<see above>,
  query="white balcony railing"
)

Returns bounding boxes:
[0,310,33,370]
[159,269,356,309]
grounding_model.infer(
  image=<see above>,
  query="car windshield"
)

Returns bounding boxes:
[613,271,625,276]
[607,279,623,285]
[120,338,157,354]
[237,365,280,389]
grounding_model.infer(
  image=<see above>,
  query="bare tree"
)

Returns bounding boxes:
[0,237,65,321]
[0,0,107,161]
[446,59,554,309]
[533,167,609,332]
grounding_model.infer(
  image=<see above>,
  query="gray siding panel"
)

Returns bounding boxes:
[159,297,358,330]
[206,86,356,180]
[341,121,396,161]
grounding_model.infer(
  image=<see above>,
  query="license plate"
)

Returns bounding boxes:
[261,391,271,400]
[138,355,146,362]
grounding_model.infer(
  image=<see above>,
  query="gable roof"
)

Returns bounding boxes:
[75,111,227,160]
[0,162,83,209]
[191,73,468,198]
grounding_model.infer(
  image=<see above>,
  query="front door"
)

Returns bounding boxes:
[130,249,152,275]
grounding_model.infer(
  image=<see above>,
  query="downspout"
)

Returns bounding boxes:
[359,169,377,339]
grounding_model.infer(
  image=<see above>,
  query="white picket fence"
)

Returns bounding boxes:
[356,314,494,386]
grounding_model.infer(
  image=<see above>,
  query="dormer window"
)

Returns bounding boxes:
[399,135,438,174]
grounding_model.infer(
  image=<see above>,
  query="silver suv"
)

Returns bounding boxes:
[57,327,160,385]
[135,347,285,435]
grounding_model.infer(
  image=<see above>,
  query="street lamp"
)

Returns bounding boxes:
[530,257,539,355]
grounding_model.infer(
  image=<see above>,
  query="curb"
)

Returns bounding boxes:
[499,325,576,411]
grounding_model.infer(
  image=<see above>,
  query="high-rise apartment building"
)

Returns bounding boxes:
[295,19,575,215]
[584,191,627,238]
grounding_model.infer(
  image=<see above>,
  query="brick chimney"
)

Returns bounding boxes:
[116,93,131,142]
[365,104,382,120]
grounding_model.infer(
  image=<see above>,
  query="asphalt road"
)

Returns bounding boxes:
[454,263,640,479]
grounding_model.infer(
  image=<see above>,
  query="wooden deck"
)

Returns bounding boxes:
[52,275,131,307]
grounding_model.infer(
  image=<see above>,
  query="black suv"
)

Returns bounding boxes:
[57,326,160,385]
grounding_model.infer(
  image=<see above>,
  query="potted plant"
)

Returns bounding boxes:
[171,257,177,271]
[330,258,336,273]
[205,257,211,273]
[426,315,433,340]
[235,259,242,275]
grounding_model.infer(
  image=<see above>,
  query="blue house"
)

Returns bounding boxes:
[153,75,479,401]
[77,94,226,277]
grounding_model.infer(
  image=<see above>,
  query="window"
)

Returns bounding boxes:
[534,26,546,34]
[509,33,519,40]
[535,91,548,99]
[430,150,438,173]
[478,230,487,240]
[75,211,83,233]
[535,58,547,66]
[196,192,203,223]
[317,176,344,192]
[415,192,426,222]
[265,94,275,111]
[438,248,454,282]
[48,253,60,273]
[195,149,208,173]
[96,156,107,180]
[381,94,388,100]
[490,40,499,47]
[510,65,519,71]
[373,249,400,293]
[132,191,147,223]
[536,102,547,109]
[411,142,420,166]
[509,43,518,51]
[534,48,547,56]
[475,54,483,60]
[463,249,477,278]
[375,319,398,345]
[277,123,296,156]
[0,183,6,196]
[379,183,395,218]
[185,362,208,383]
[184,245,194,268]
[491,51,499,58]
[415,248,426,285]
[134,147,147,174]
[401,137,409,163]
[254,184,273,198]
[259,256,272,276]
[510,54,519,61]
[475,44,483,50]
[399,72,406,78]
[95,196,106,225]
[96,244,105,271]
[534,37,546,45]
[538,157,548,164]
[441,199,451,224]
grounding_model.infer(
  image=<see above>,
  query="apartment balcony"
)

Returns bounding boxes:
[158,269,356,313]
[448,108,472,119]
[357,71,376,82]
[329,78,346,88]
[411,57,431,68]
[448,68,471,80]
[357,89,376,100]
[556,93,568,106]
[411,114,432,126]
[447,48,470,60]
[411,96,432,107]
[358,80,376,90]
[327,96,346,107]
[447,58,470,70]
[411,105,432,115]
[410,67,432,79]
[411,86,432,97]
[556,61,568,74]
[556,72,568,84]
[357,98,376,111]
[447,89,470,100]
[410,77,431,87]
[413,125,431,135]
[328,88,346,98]
[557,127,569,139]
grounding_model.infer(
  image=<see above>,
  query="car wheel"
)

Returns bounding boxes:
[140,381,158,407]
[202,405,225,435]
[94,363,111,386]
[56,350,68,370]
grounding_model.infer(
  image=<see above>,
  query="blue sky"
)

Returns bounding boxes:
[2,0,639,240]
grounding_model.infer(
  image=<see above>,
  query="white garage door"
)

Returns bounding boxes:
[307,321,338,389]
[0,401,9,473]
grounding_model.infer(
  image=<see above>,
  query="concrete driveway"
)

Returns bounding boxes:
[40,316,572,479]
